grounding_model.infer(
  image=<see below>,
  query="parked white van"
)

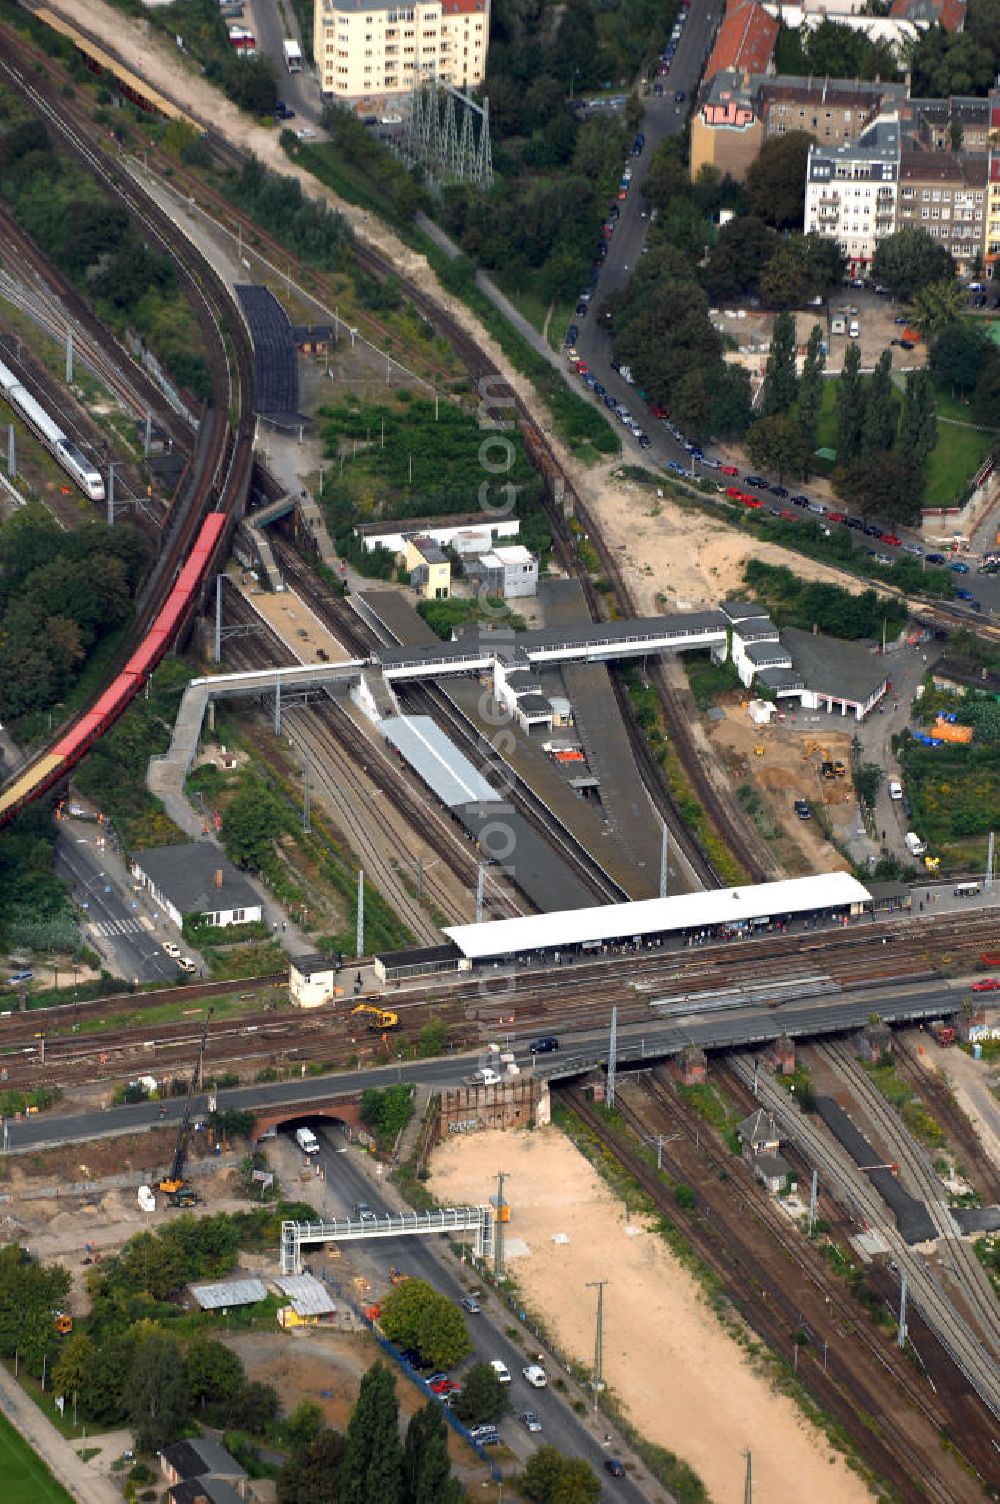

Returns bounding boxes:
[295,1126,320,1155]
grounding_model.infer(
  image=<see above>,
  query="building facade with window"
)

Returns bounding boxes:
[897,149,987,276]
[803,117,902,273]
[314,0,489,102]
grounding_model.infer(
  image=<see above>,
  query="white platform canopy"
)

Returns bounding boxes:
[444,872,871,960]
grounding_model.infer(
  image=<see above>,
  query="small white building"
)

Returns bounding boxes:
[354,512,519,556]
[467,544,539,599]
[493,652,552,733]
[289,953,342,1009]
[131,845,262,930]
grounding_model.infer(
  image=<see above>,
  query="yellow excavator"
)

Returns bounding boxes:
[158,1009,213,1200]
[350,1003,399,1032]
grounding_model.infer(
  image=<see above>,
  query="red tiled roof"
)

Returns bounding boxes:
[888,0,966,30]
[705,1,778,82]
[440,0,486,12]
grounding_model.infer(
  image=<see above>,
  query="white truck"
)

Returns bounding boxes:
[295,1126,320,1155]
[904,831,927,858]
[464,1067,501,1087]
[283,37,303,72]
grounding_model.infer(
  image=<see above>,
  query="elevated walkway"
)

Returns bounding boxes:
[281,1206,494,1274]
[240,517,284,592]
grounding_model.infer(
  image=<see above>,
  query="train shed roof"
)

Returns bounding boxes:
[444,872,870,959]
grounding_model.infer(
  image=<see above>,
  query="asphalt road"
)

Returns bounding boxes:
[248,0,324,123]
[568,5,1000,623]
[6,975,973,1153]
[54,832,179,987]
[307,1126,646,1499]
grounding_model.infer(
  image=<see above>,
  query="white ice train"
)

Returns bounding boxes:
[0,356,106,501]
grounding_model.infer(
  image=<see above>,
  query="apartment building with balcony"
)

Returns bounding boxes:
[897,149,987,276]
[314,0,489,103]
[803,117,901,273]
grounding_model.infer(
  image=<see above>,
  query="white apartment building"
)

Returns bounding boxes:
[803,116,901,273]
[314,0,490,102]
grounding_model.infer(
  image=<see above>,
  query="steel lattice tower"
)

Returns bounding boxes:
[401,73,493,189]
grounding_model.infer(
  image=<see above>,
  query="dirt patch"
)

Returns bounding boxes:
[227,1329,482,1479]
[428,1126,873,1504]
[707,703,856,873]
[567,468,894,619]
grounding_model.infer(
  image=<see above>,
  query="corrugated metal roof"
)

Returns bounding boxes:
[190,1278,267,1310]
[274,1274,337,1316]
[444,874,871,959]
[382,715,500,809]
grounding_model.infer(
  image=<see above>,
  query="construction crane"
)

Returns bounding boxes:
[350,1003,399,1032]
[158,1007,213,1199]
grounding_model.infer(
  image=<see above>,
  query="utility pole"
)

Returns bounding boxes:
[106,462,115,526]
[214,574,222,663]
[494,1169,506,1280]
[659,823,669,899]
[897,1269,908,1349]
[607,1006,618,1110]
[807,1169,819,1237]
[143,411,152,457]
[417,854,424,901]
[476,862,485,923]
[986,829,995,893]
[274,677,282,736]
[743,1449,752,1504]
[302,746,311,834]
[356,868,365,959]
[7,424,15,478]
[65,327,73,384]
[585,1279,608,1397]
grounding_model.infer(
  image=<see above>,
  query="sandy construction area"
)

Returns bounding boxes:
[428,1127,873,1504]
[572,466,893,617]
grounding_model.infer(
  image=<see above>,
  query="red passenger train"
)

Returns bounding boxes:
[0,511,227,826]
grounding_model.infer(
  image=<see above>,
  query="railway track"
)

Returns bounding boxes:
[218,581,523,934]
[562,1080,988,1501]
[820,1038,1000,1357]
[892,1033,1000,1204]
[264,534,628,905]
[721,1052,1000,1424]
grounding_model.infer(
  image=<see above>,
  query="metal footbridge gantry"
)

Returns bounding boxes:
[281,1205,495,1274]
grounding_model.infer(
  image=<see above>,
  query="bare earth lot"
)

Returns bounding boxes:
[428,1126,873,1504]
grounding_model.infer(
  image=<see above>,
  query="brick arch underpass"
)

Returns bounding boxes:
[252,1095,363,1144]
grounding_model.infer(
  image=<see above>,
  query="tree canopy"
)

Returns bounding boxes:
[745,132,813,230]
[379,1280,472,1370]
[872,227,955,300]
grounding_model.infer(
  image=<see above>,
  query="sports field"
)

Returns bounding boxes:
[0,1407,75,1504]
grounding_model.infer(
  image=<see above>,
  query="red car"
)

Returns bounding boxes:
[742,495,762,508]
[828,511,847,524]
[725,486,743,499]
[721,464,739,477]
[650,404,668,420]
[881,533,901,547]
[971,978,1000,993]
[574,360,588,375]
[780,509,798,521]
[428,1375,462,1394]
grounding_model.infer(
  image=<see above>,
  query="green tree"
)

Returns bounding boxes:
[285,1400,327,1451]
[360,1083,415,1140]
[761,311,798,417]
[861,350,898,457]
[379,1281,472,1370]
[521,1446,601,1504]
[797,323,826,450]
[402,1403,461,1504]
[340,1363,403,1504]
[898,368,937,474]
[703,215,776,300]
[79,1333,136,1426]
[855,764,883,806]
[185,1336,246,1411]
[758,242,811,310]
[227,1379,280,1434]
[221,776,285,872]
[909,277,963,341]
[835,341,865,464]
[278,1429,346,1504]
[710,362,753,439]
[746,415,812,483]
[872,226,954,300]
[929,321,992,396]
[51,1332,95,1407]
[127,1329,190,1452]
[832,452,923,524]
[745,131,813,229]
[451,1361,508,1426]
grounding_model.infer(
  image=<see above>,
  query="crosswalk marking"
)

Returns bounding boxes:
[89,917,146,939]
